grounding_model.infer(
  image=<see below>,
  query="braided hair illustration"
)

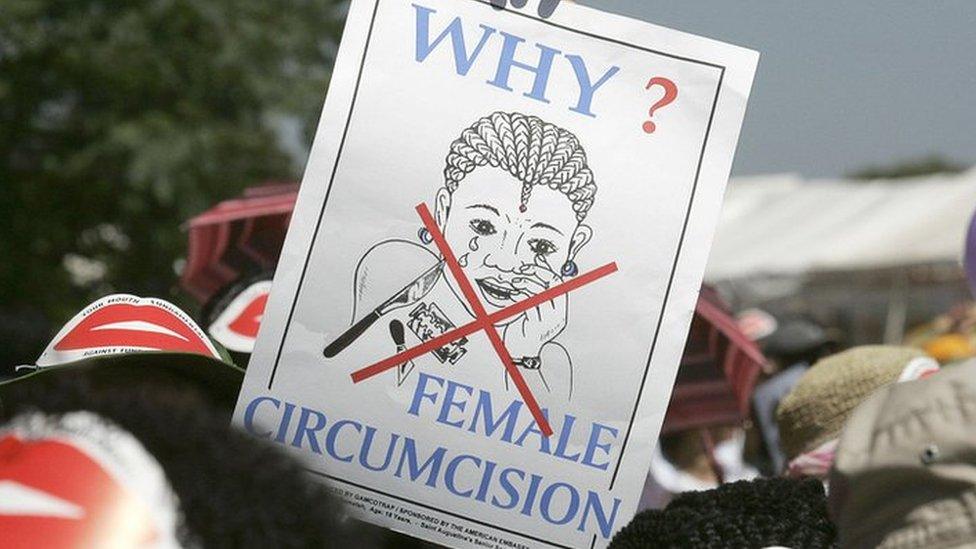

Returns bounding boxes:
[444,112,597,222]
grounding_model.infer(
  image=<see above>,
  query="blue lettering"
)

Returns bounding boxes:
[290,407,327,454]
[274,401,296,444]
[578,493,622,539]
[487,31,560,104]
[514,410,552,454]
[469,389,524,442]
[519,473,544,517]
[409,372,444,416]
[491,467,525,510]
[540,482,580,525]
[325,419,362,463]
[582,423,619,470]
[553,414,582,462]
[475,460,498,502]
[395,438,447,487]
[445,454,482,497]
[414,4,496,75]
[359,427,400,472]
[437,380,474,428]
[566,55,620,117]
[413,3,617,117]
[243,396,279,438]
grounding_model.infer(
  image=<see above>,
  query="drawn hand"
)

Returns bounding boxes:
[490,0,562,19]
[502,259,567,360]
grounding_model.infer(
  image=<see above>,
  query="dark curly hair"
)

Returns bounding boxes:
[0,371,377,549]
[610,477,837,549]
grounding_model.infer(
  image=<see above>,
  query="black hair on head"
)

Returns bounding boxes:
[610,477,837,549]
[0,371,381,548]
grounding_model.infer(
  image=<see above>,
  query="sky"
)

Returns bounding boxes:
[576,0,976,177]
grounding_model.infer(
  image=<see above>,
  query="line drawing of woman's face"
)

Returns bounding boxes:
[435,167,592,323]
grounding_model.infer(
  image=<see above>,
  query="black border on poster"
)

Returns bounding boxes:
[265,0,728,546]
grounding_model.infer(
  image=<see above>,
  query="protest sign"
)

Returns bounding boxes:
[233,1,757,546]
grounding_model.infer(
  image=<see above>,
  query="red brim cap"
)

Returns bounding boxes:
[0,351,243,417]
[0,294,244,416]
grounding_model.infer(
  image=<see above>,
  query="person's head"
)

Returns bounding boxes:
[761,318,836,370]
[200,272,274,368]
[0,294,245,417]
[659,427,742,480]
[776,345,937,477]
[434,112,596,319]
[610,477,837,549]
[830,362,976,549]
[1,371,363,548]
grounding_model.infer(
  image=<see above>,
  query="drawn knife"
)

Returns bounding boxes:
[323,261,443,358]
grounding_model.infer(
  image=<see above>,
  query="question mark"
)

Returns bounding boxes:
[642,77,678,134]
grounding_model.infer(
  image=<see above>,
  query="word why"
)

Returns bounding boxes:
[414,3,620,118]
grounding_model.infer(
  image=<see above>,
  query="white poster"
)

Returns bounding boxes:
[233,1,757,547]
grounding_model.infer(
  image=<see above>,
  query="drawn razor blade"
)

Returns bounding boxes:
[323,261,443,358]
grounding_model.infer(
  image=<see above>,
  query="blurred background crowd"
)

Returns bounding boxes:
[2,0,976,547]
[3,0,975,368]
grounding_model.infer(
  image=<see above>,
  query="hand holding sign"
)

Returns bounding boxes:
[490,0,562,18]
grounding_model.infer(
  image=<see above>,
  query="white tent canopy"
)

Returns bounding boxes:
[705,168,976,281]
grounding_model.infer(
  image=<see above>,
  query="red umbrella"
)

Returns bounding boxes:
[180,183,298,304]
[662,286,766,434]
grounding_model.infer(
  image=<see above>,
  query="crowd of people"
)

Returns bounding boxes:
[4,0,970,547]
[3,277,976,548]
[620,339,971,548]
[3,183,975,549]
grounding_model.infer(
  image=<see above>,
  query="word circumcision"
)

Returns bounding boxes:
[244,372,623,540]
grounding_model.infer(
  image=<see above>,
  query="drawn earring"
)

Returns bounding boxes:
[418,228,433,245]
[560,260,578,278]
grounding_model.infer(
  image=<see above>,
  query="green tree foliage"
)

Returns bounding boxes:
[0,0,343,361]
[849,155,966,181]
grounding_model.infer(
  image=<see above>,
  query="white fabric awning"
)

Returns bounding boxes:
[705,168,976,281]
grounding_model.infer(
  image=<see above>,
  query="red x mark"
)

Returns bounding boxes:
[351,203,617,437]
